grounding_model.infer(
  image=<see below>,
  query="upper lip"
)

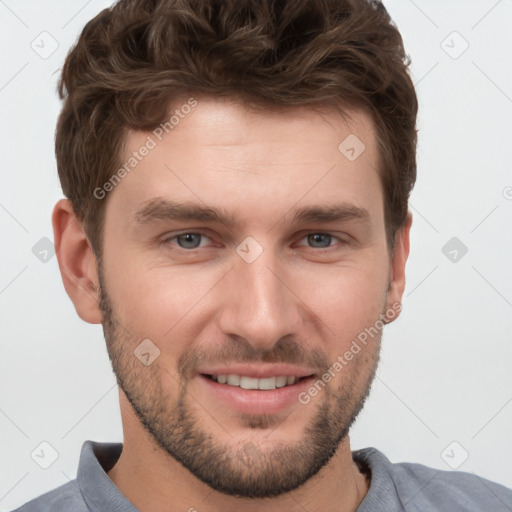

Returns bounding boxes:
[197,364,316,379]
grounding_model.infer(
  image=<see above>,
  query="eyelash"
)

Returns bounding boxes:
[161,231,347,251]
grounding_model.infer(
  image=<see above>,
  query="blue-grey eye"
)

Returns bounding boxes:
[307,233,333,248]
[176,233,203,249]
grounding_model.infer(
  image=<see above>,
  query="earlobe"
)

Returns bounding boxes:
[384,212,412,322]
[52,199,103,324]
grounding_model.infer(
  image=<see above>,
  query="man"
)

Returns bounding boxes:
[12,0,512,510]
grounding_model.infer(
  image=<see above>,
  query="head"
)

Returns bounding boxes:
[53,0,417,499]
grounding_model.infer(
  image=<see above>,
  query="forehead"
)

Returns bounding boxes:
[105,96,383,230]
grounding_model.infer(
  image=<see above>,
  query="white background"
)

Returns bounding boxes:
[1,0,511,509]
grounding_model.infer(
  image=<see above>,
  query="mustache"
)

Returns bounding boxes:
[177,336,330,380]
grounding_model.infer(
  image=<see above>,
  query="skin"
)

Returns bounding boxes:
[53,95,411,512]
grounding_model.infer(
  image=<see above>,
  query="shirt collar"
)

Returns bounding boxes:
[352,447,404,511]
[77,440,139,512]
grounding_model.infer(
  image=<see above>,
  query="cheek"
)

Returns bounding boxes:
[106,259,216,342]
[302,258,389,342]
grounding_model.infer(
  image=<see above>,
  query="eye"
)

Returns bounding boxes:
[297,233,344,249]
[162,232,212,250]
[160,231,346,252]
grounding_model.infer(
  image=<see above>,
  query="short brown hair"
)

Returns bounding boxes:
[56,0,418,258]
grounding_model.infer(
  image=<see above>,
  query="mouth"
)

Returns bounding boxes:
[197,372,317,415]
[201,373,313,390]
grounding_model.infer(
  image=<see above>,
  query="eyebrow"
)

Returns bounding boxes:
[133,198,371,228]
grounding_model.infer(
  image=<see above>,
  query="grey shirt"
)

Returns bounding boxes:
[11,440,512,511]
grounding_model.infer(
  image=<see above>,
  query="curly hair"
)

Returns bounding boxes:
[56,0,418,257]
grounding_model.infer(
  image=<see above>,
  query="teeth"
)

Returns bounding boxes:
[276,376,287,388]
[211,374,299,390]
[227,374,240,386]
[240,376,259,390]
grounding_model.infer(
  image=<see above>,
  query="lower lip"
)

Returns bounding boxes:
[198,374,315,415]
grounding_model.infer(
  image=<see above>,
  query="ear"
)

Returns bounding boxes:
[52,199,103,324]
[384,212,412,323]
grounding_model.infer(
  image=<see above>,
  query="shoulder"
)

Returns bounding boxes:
[354,447,512,511]
[393,459,512,511]
[9,480,88,512]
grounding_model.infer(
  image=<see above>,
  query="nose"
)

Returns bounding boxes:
[216,244,304,352]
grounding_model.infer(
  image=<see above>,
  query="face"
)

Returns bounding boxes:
[96,96,404,498]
